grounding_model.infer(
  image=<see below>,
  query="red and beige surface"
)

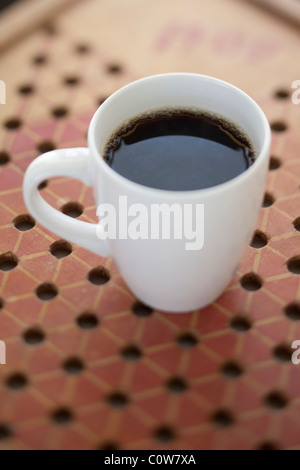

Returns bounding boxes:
[0,0,300,450]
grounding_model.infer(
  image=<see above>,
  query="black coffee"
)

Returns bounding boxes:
[103,107,255,191]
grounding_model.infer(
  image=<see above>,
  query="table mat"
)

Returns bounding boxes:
[0,0,300,450]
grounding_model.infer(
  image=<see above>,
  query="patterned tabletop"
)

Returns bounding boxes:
[0,0,300,450]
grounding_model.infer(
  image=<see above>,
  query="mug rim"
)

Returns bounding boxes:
[88,73,271,198]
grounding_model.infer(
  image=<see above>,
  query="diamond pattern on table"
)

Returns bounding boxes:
[0,0,300,451]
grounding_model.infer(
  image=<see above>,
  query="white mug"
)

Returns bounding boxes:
[23,73,271,313]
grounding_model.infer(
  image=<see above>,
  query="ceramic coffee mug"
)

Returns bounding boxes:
[23,73,271,312]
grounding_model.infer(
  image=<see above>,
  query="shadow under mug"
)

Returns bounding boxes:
[23,73,271,313]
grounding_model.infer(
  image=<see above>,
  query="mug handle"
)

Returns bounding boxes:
[23,147,110,257]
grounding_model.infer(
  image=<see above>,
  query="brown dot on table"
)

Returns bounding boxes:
[23,328,45,345]
[269,156,281,171]
[76,312,99,330]
[98,96,108,106]
[287,256,300,274]
[284,301,300,321]
[0,424,13,441]
[88,266,110,285]
[132,301,153,317]
[107,392,129,408]
[0,151,10,166]
[32,54,47,65]
[262,192,275,208]
[293,217,300,232]
[240,272,263,291]
[106,63,123,74]
[49,240,72,259]
[166,376,188,394]
[6,373,28,391]
[121,344,142,361]
[257,441,279,450]
[61,201,83,218]
[221,361,243,379]
[270,121,288,133]
[38,180,48,190]
[154,425,176,443]
[13,214,35,232]
[18,84,35,95]
[273,344,292,362]
[36,282,58,301]
[4,118,22,130]
[51,408,74,425]
[64,76,81,86]
[37,141,56,153]
[63,357,85,375]
[212,409,234,428]
[274,89,290,100]
[265,391,288,410]
[177,332,198,349]
[52,106,69,119]
[250,230,269,249]
[97,442,120,450]
[75,44,91,54]
[43,24,57,36]
[230,315,252,332]
[0,252,18,271]
[0,298,4,310]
